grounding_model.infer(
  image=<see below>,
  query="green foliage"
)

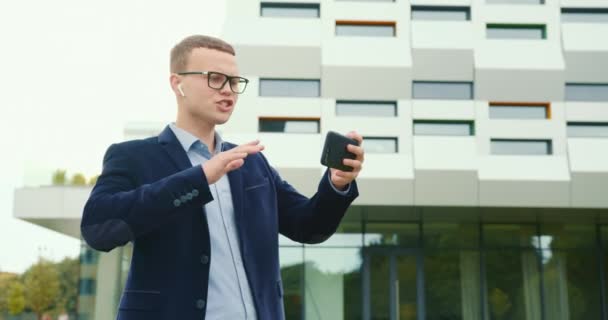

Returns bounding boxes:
[54,258,79,314]
[51,170,67,186]
[23,259,60,318]
[7,281,25,315]
[88,174,99,186]
[0,273,18,312]
[70,173,87,186]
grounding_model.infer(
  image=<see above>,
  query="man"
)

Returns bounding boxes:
[81,35,364,320]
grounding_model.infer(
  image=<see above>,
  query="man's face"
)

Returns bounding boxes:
[176,47,240,126]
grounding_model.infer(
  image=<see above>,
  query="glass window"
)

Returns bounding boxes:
[568,122,608,138]
[562,8,608,23]
[486,24,547,39]
[412,81,473,100]
[413,120,474,136]
[259,79,320,97]
[260,3,320,18]
[539,224,596,249]
[425,250,481,319]
[305,223,363,247]
[411,6,470,21]
[486,0,543,4]
[365,222,419,247]
[490,139,553,155]
[542,250,602,320]
[565,83,608,102]
[423,223,479,248]
[483,224,538,248]
[259,118,320,133]
[489,104,549,119]
[280,246,304,319]
[484,249,542,320]
[303,247,362,319]
[335,22,396,37]
[336,100,397,117]
[78,278,96,296]
[363,137,398,153]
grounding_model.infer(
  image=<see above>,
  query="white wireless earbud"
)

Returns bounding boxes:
[178,84,185,97]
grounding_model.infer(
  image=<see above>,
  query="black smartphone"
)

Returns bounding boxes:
[320,131,359,172]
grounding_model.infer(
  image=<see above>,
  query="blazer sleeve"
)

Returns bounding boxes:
[261,154,359,244]
[81,143,213,252]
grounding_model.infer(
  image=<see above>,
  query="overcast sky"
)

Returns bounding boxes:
[0,0,226,273]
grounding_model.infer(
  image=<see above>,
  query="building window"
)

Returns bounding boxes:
[335,20,396,37]
[567,122,608,138]
[562,8,608,23]
[413,120,475,136]
[565,83,608,102]
[259,117,320,133]
[78,278,96,296]
[486,0,544,4]
[259,79,320,97]
[260,2,320,18]
[489,103,550,119]
[486,24,547,39]
[491,139,552,155]
[363,137,398,153]
[411,6,470,21]
[412,81,473,100]
[336,100,397,117]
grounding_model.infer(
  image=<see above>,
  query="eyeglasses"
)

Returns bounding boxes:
[176,71,249,94]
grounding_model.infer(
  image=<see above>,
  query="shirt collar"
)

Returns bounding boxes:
[169,123,223,155]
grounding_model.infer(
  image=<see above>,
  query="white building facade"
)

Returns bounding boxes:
[14,0,608,319]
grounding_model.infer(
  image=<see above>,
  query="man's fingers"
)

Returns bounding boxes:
[346,131,363,146]
[226,159,245,171]
[343,159,362,171]
[347,144,364,160]
[221,152,248,164]
[232,143,265,155]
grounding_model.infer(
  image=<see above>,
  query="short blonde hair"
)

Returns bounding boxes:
[170,35,235,73]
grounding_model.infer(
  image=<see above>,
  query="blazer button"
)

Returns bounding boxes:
[200,254,209,265]
[192,189,199,197]
[180,195,188,203]
[186,192,193,200]
[173,199,181,207]
[195,299,206,309]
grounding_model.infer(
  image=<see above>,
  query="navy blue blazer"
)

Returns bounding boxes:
[80,125,358,320]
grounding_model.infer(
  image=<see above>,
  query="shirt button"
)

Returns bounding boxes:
[195,299,206,309]
[200,254,209,265]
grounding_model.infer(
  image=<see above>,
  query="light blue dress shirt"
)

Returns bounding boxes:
[170,123,257,320]
[169,123,350,319]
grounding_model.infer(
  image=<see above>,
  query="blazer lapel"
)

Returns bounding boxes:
[158,125,192,171]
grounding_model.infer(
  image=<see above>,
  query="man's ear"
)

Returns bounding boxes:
[169,74,182,97]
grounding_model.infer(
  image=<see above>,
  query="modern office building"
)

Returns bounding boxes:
[14,0,608,319]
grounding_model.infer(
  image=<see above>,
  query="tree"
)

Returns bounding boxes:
[0,272,18,314]
[70,173,87,186]
[52,170,67,185]
[7,282,25,316]
[23,259,60,320]
[88,174,99,186]
[54,257,79,315]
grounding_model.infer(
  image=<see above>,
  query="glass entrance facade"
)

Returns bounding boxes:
[279,207,607,320]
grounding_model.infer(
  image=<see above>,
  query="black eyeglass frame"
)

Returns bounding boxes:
[176,71,249,94]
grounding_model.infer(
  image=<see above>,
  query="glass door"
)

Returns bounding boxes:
[363,248,425,320]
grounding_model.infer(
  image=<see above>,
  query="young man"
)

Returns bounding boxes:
[81,35,364,320]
